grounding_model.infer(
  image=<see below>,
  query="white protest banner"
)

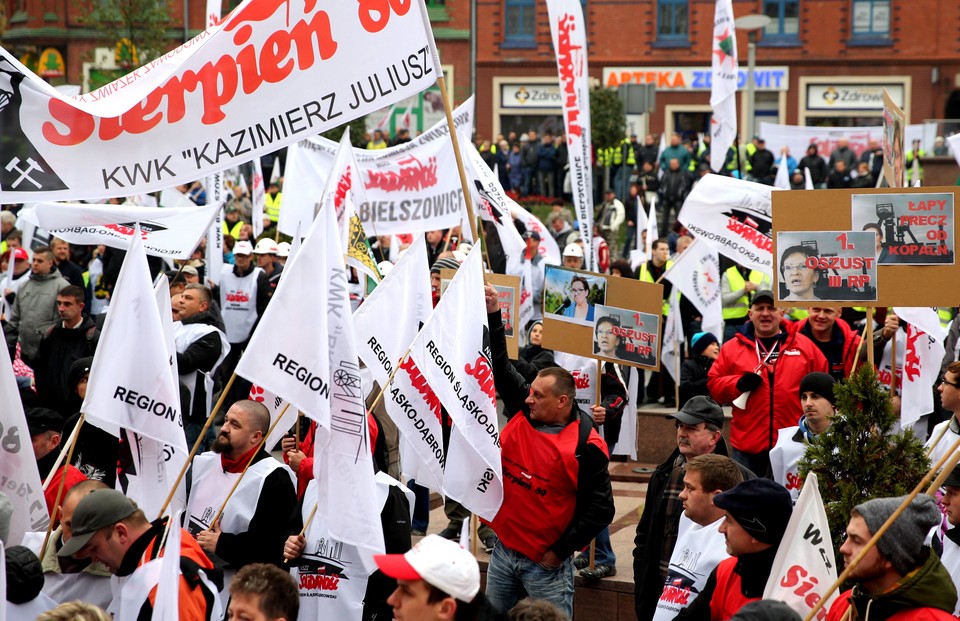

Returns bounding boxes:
[678,174,777,273]
[235,204,333,428]
[205,207,224,286]
[0,356,49,545]
[662,239,723,341]
[251,158,265,238]
[152,510,183,621]
[774,153,790,189]
[409,246,504,519]
[763,472,838,619]
[709,0,738,173]
[546,0,594,271]
[127,434,188,521]
[894,307,947,428]
[554,351,598,414]
[281,98,473,237]
[270,156,283,185]
[761,123,932,165]
[464,142,527,277]
[82,224,187,450]
[25,201,217,259]
[312,202,384,564]
[511,203,561,264]
[0,1,436,202]
[249,384,295,452]
[0,542,4,621]
[661,295,684,383]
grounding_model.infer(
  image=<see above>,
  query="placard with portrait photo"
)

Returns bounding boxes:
[543,265,608,327]
[776,231,878,303]
[851,192,955,265]
[591,305,659,366]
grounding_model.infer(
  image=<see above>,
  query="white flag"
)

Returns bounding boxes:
[0,356,49,545]
[465,143,527,277]
[82,224,186,451]
[546,0,594,271]
[235,207,334,427]
[249,384,295,452]
[553,352,599,414]
[25,201,218,259]
[153,511,183,621]
[894,307,947,428]
[678,175,777,273]
[270,156,283,185]
[312,203,384,565]
[0,541,5,621]
[662,239,723,342]
[763,473,838,617]
[205,207,224,287]
[409,246,504,519]
[774,153,791,190]
[399,107,413,131]
[709,0,739,173]
[804,167,815,190]
[375,105,396,132]
[511,203,561,264]
[251,158,266,239]
[661,295,685,383]
[205,0,221,27]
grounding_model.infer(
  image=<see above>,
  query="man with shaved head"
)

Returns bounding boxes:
[187,400,298,592]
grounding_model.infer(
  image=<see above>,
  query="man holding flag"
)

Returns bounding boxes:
[484,283,614,616]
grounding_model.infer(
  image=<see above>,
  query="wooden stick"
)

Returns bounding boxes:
[866,307,875,367]
[207,403,291,527]
[284,501,319,564]
[295,413,301,451]
[889,330,897,394]
[589,540,596,572]
[42,416,84,491]
[802,433,960,621]
[849,321,870,377]
[156,372,237,520]
[927,442,960,494]
[925,420,952,459]
[674,320,680,407]
[588,360,602,571]
[39,414,84,563]
[471,513,479,557]
[435,75,492,272]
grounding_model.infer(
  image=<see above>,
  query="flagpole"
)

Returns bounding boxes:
[889,330,897,394]
[927,447,960,494]
[284,501,319,564]
[802,433,960,621]
[156,372,237,520]
[38,414,84,563]
[925,421,951,459]
[207,403,291,527]
[42,416,84,491]
[849,321,870,377]
[866,308,875,366]
[588,359,603,572]
[674,322,680,407]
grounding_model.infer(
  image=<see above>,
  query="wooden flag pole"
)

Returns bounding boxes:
[39,414,84,563]
[926,446,960,494]
[866,308,875,367]
[849,321,871,377]
[802,433,960,621]
[156,372,237,520]
[925,421,951,459]
[889,331,897,394]
[207,403,291,527]
[284,501,320,564]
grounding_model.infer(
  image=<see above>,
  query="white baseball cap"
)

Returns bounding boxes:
[253,238,278,255]
[563,243,584,258]
[374,535,480,602]
[233,240,254,255]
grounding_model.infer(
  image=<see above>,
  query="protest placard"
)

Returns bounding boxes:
[775,231,878,303]
[851,192,954,265]
[542,264,663,370]
[487,273,521,359]
[883,90,907,188]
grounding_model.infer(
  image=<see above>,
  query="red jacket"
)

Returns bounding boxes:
[708,320,828,454]
[710,557,757,620]
[828,590,958,621]
[797,316,863,379]
[43,464,87,516]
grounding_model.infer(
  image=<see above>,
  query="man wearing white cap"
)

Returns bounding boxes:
[216,239,269,404]
[253,238,283,298]
[375,534,508,621]
[275,242,291,265]
[562,243,584,269]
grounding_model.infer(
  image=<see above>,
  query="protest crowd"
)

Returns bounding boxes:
[1,119,960,621]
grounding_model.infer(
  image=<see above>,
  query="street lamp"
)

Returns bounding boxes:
[734,14,772,143]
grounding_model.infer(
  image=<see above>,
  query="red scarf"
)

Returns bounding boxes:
[220,444,260,474]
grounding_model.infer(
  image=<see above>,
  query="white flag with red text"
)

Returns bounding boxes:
[546,0,594,271]
[0,355,49,545]
[249,385,295,452]
[82,224,187,451]
[894,307,947,428]
[251,158,266,239]
[153,510,183,621]
[662,239,723,342]
[511,203,561,264]
[464,143,527,277]
[408,246,504,519]
[763,472,838,617]
[710,0,738,173]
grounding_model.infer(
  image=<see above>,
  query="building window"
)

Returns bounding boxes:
[657,0,688,41]
[763,0,799,39]
[504,0,536,46]
[851,0,890,37]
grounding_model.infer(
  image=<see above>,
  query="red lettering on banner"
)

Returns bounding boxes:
[726,218,773,252]
[358,0,411,33]
[572,370,590,390]
[400,356,443,423]
[225,291,251,303]
[555,14,582,138]
[785,471,803,491]
[659,585,691,605]
[904,328,923,382]
[465,354,496,405]
[334,168,351,210]
[365,155,438,192]
[103,223,148,239]
[298,569,341,591]
[42,1,338,145]
[779,565,826,619]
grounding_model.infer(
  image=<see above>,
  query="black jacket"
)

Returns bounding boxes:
[679,355,714,408]
[511,344,556,382]
[489,309,615,560]
[633,439,752,621]
[599,362,629,450]
[799,154,828,185]
[177,309,226,423]
[33,315,99,415]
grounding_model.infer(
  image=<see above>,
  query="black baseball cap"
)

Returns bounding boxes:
[713,479,793,545]
[750,289,775,306]
[25,408,65,436]
[58,489,138,557]
[670,396,724,428]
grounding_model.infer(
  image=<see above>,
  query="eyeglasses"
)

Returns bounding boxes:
[942,377,960,389]
[596,329,614,336]
[571,288,587,294]
[782,263,810,273]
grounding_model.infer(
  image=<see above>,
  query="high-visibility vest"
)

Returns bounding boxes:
[786,308,809,321]
[938,307,956,329]
[222,219,244,239]
[722,268,768,320]
[639,260,674,316]
[264,192,282,223]
[598,147,613,167]
[906,149,925,183]
[612,143,624,166]
[621,139,636,167]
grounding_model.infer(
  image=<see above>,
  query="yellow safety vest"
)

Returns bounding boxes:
[639,260,674,316]
[938,307,956,329]
[222,220,244,239]
[906,150,925,183]
[722,268,768,320]
[265,192,282,223]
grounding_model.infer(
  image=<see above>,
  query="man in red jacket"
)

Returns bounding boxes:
[708,290,827,476]
[797,306,864,380]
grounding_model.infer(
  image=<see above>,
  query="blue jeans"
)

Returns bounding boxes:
[485,541,575,617]
[591,527,616,566]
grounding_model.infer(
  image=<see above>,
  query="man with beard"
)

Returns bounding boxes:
[187,400,297,592]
